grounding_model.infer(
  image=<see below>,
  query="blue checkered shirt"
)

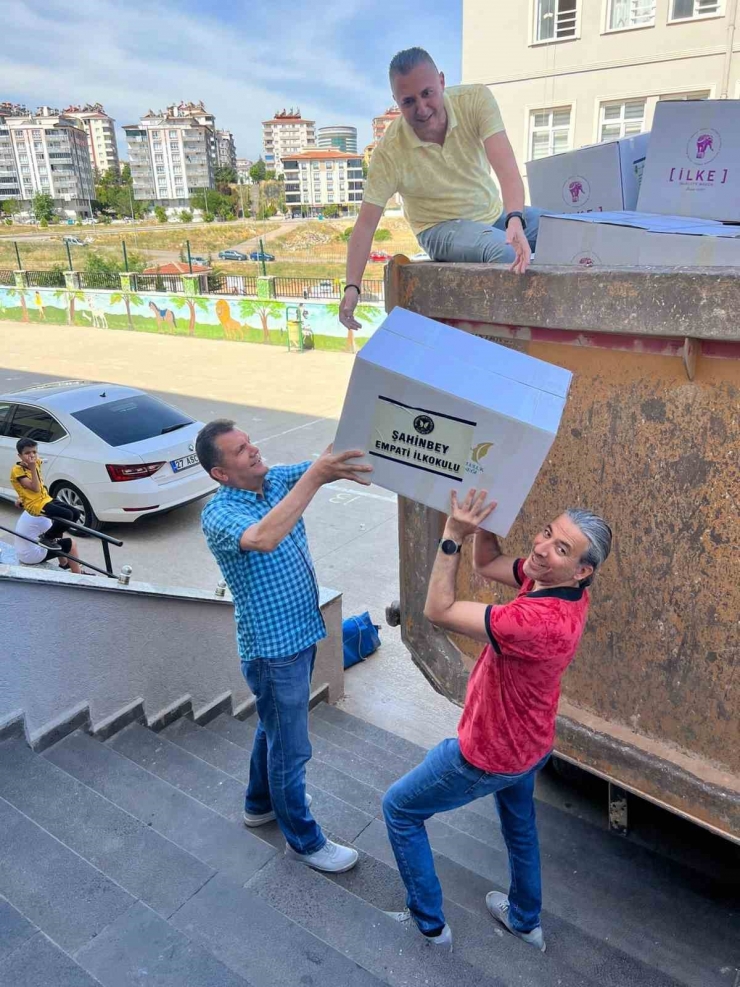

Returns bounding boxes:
[201,462,326,661]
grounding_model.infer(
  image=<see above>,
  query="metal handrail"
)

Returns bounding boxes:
[0,520,123,579]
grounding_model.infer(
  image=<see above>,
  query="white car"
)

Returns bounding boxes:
[0,381,217,529]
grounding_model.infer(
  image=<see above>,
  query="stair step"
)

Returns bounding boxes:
[247,854,507,987]
[171,872,386,987]
[44,730,276,885]
[308,710,419,777]
[0,794,133,954]
[74,901,249,987]
[109,721,374,844]
[312,703,428,763]
[0,737,213,918]
[0,896,37,961]
[2,932,102,987]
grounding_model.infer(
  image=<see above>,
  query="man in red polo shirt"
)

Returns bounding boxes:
[382,490,612,953]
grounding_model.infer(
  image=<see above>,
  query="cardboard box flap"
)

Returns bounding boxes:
[369,307,571,398]
[546,210,723,232]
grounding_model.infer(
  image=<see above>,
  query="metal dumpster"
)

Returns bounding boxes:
[385,259,740,843]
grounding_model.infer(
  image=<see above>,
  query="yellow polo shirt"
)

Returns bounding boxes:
[10,460,52,516]
[363,85,506,235]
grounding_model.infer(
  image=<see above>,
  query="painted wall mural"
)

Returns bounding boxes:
[0,286,385,353]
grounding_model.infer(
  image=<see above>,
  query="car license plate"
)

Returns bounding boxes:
[171,453,199,473]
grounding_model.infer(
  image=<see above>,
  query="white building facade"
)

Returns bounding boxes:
[61,103,119,176]
[216,130,237,171]
[463,0,740,192]
[262,110,316,173]
[0,107,95,218]
[283,149,364,216]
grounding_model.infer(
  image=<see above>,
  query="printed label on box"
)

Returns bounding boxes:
[369,395,476,482]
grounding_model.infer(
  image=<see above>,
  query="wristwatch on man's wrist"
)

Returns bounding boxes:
[504,211,526,230]
[439,538,462,556]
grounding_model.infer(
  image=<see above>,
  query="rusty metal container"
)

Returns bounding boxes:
[385,259,740,843]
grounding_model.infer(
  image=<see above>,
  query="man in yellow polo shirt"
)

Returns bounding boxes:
[340,48,542,332]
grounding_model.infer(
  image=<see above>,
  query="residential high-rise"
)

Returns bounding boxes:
[0,106,95,217]
[372,106,401,143]
[317,126,358,154]
[463,0,740,190]
[282,148,364,216]
[236,158,253,183]
[61,103,119,176]
[216,130,237,171]
[262,109,315,174]
[123,102,216,207]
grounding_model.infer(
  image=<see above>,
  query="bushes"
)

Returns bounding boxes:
[373,228,391,242]
[154,205,168,224]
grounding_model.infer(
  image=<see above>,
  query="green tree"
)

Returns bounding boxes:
[53,288,85,325]
[326,300,378,353]
[339,227,353,242]
[179,209,193,223]
[154,205,168,224]
[249,159,267,183]
[6,286,29,322]
[121,163,132,184]
[215,165,238,185]
[32,192,55,223]
[110,288,144,331]
[373,228,391,242]
[362,159,369,179]
[1,199,21,220]
[238,298,284,344]
[323,204,339,219]
[169,294,209,337]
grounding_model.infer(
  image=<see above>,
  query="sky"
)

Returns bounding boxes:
[4,0,462,163]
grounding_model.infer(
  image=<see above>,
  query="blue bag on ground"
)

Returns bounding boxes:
[343,612,381,669]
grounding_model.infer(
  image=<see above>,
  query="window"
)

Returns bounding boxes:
[151,130,160,138]
[72,395,193,447]
[599,99,646,140]
[156,165,165,174]
[154,153,164,163]
[535,0,577,40]
[659,90,711,100]
[670,0,721,18]
[7,405,67,444]
[529,107,571,159]
[169,130,178,138]
[607,0,656,28]
[170,143,179,153]
[153,142,162,150]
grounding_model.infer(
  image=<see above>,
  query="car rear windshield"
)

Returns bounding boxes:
[71,395,194,447]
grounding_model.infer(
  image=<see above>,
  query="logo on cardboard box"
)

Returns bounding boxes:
[370,396,476,482]
[465,441,494,477]
[570,251,603,268]
[562,176,591,206]
[687,129,721,165]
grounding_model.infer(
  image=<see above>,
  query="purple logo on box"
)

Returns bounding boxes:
[563,176,590,206]
[571,252,603,268]
[687,128,721,164]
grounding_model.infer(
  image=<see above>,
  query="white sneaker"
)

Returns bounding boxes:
[243,792,312,828]
[285,838,358,873]
[384,908,453,951]
[485,892,546,952]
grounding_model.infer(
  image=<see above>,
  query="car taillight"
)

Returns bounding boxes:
[106,462,165,482]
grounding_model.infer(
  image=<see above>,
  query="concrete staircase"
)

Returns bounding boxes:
[0,703,736,987]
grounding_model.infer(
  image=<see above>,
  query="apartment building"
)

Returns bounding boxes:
[282,149,364,216]
[236,158,253,183]
[216,130,237,171]
[463,0,740,190]
[372,105,401,143]
[61,103,119,176]
[0,106,95,217]
[262,109,315,173]
[123,104,216,207]
[317,125,358,153]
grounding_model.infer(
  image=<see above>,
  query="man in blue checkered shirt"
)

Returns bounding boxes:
[197,419,372,875]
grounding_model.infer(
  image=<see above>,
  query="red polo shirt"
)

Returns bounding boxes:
[457,558,589,775]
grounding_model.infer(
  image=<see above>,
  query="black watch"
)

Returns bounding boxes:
[504,211,526,230]
[439,538,462,556]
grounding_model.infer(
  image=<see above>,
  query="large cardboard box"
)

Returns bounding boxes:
[534,211,740,268]
[637,100,740,221]
[526,133,649,214]
[333,308,571,537]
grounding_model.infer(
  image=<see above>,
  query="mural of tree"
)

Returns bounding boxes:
[6,286,29,322]
[325,301,379,353]
[169,295,209,337]
[54,289,86,326]
[110,289,145,331]
[238,299,284,344]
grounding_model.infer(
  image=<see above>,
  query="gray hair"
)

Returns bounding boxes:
[389,47,437,82]
[565,508,613,587]
[196,418,235,478]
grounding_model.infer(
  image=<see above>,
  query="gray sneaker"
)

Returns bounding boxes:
[384,908,453,951]
[285,838,358,873]
[485,892,546,952]
[243,792,312,828]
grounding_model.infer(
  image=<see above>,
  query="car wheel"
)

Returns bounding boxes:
[50,481,103,533]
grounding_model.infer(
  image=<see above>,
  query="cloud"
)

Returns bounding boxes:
[3,0,461,159]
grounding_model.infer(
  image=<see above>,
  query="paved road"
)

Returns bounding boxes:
[0,321,738,890]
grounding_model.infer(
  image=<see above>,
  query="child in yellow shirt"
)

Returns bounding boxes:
[11,438,82,547]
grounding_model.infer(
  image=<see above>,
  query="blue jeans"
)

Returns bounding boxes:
[241,644,325,855]
[382,738,550,935]
[417,207,544,264]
